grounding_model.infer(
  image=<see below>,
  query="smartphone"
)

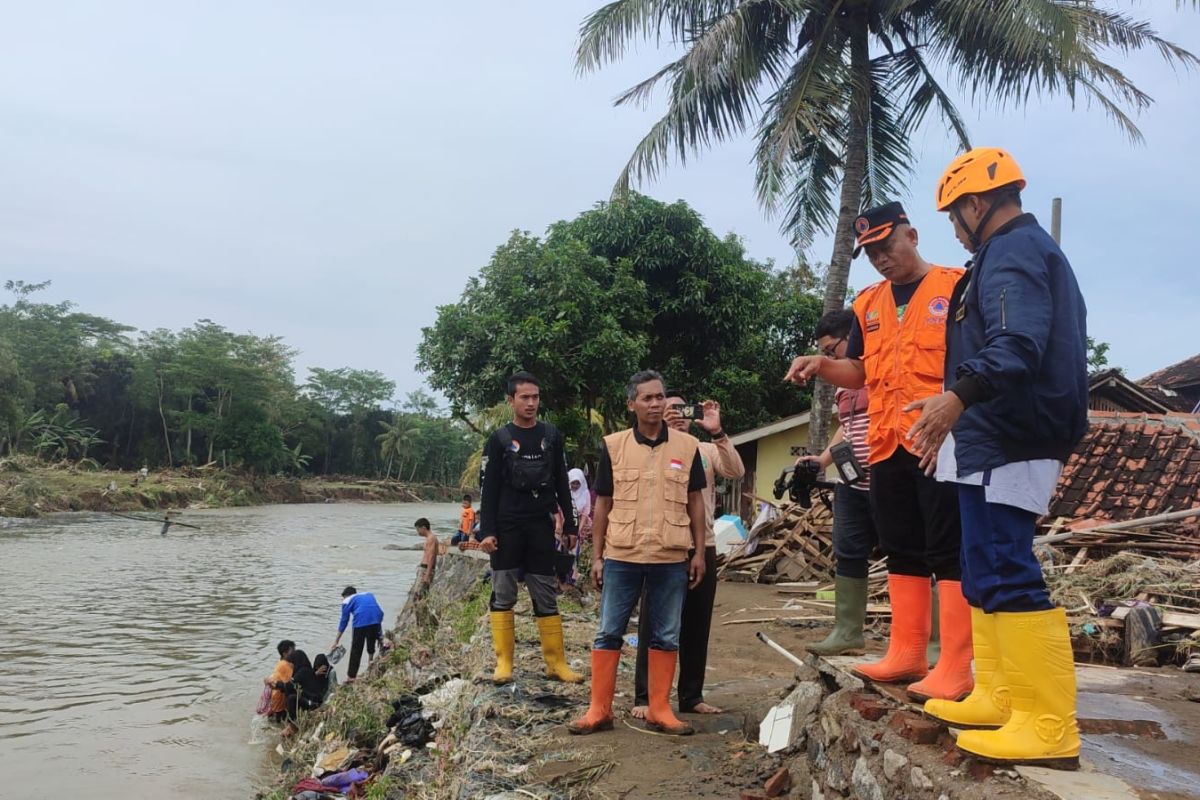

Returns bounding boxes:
[671,403,706,421]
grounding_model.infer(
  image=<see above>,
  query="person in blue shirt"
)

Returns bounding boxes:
[330,586,385,681]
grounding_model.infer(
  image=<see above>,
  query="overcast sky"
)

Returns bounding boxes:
[2,2,1198,407]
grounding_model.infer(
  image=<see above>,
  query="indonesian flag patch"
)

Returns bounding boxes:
[669,458,684,470]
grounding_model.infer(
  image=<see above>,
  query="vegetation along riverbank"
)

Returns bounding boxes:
[0,457,458,518]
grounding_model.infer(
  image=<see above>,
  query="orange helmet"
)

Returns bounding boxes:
[935,147,1026,211]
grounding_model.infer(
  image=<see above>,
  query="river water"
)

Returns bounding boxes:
[0,501,463,799]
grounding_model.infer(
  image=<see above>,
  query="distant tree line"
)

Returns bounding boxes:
[0,280,474,482]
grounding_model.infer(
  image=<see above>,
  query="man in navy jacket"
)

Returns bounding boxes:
[905,148,1087,770]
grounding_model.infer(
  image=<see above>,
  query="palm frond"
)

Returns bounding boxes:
[772,128,844,247]
[577,0,741,72]
[608,1,800,194]
[753,9,848,212]
[888,29,971,150]
[862,58,913,208]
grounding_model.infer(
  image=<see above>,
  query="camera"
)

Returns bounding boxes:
[772,457,835,510]
[671,403,706,421]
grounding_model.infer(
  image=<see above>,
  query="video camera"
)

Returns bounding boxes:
[772,454,837,510]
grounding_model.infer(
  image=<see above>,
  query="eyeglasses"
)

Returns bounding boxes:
[821,338,846,358]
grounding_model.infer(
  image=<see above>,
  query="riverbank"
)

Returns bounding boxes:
[0,458,459,517]
[258,553,1200,800]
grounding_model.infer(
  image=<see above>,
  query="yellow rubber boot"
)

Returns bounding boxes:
[908,580,974,702]
[536,614,583,683]
[924,607,1011,729]
[489,610,515,685]
[567,649,619,735]
[956,608,1080,769]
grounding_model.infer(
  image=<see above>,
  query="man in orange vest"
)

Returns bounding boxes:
[786,202,972,703]
[568,370,708,737]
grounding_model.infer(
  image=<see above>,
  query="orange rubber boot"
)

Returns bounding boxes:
[567,649,619,735]
[645,649,694,735]
[852,573,931,684]
[907,580,974,702]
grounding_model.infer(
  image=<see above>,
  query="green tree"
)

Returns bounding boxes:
[417,230,649,426]
[576,0,1197,446]
[303,367,396,474]
[1086,336,1112,373]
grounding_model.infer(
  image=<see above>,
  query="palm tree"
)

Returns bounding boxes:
[376,418,421,480]
[577,0,1197,446]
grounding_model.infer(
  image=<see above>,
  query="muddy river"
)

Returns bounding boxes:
[0,502,462,798]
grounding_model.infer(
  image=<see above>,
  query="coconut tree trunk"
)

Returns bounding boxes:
[811,22,870,452]
[157,374,174,466]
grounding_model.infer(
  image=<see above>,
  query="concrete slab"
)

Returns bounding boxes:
[1016,764,1140,800]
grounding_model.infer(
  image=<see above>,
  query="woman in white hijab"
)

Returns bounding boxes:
[568,468,592,539]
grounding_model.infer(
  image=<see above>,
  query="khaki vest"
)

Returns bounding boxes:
[604,427,698,564]
[852,266,963,464]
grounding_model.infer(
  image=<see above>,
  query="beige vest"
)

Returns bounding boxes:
[604,427,699,564]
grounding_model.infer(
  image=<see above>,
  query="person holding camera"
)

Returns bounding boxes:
[785,202,972,705]
[629,393,744,719]
[569,371,707,737]
[795,309,877,656]
[478,371,582,686]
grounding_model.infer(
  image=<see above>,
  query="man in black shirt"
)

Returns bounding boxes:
[479,371,581,685]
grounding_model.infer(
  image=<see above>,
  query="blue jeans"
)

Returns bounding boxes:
[594,559,688,651]
[958,484,1052,613]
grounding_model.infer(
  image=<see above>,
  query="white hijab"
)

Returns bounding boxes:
[568,468,591,518]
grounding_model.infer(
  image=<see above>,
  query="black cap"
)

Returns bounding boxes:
[853,201,909,257]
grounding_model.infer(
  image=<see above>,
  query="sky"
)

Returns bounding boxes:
[2,2,1198,407]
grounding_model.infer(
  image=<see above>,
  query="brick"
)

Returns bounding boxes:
[849,693,890,722]
[764,767,793,798]
[887,710,944,745]
[741,791,767,800]
[965,759,995,781]
[942,749,966,767]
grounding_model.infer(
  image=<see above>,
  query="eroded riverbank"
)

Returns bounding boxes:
[0,458,457,517]
[0,502,463,798]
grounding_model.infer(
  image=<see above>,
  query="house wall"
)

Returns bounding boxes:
[750,421,812,502]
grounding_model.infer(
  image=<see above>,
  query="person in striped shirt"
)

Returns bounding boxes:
[801,309,878,656]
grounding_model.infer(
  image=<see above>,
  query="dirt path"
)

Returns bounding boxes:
[537,581,870,799]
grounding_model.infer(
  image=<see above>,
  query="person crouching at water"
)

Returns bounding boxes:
[569,371,708,737]
[264,639,295,722]
[478,371,582,685]
[330,586,385,682]
[273,649,331,736]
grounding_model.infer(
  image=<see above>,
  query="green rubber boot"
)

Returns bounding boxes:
[927,582,941,667]
[806,575,868,656]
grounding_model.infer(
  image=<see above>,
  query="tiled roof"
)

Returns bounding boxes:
[1087,369,1173,414]
[1047,411,1200,522]
[1139,353,1200,391]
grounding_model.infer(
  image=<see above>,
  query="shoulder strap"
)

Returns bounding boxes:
[496,425,513,451]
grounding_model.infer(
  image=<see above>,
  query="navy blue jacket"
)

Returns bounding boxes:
[945,214,1089,475]
[338,592,385,632]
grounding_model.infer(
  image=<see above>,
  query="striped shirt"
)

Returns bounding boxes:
[836,387,871,491]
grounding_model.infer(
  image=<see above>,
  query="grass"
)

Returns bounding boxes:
[450,580,492,644]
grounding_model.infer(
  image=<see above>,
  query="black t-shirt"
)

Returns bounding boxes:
[846,275,926,359]
[479,421,577,536]
[593,425,707,496]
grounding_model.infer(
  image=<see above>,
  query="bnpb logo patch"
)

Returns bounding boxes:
[854,216,870,234]
[928,296,950,317]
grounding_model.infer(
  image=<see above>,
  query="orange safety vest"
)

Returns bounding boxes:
[852,266,963,464]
